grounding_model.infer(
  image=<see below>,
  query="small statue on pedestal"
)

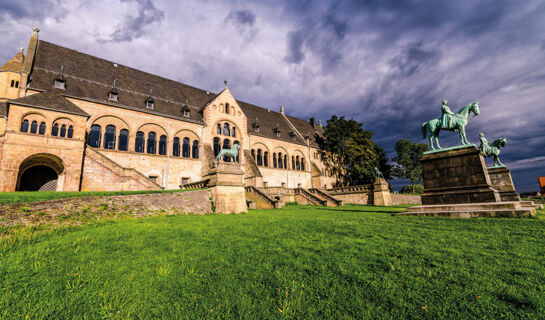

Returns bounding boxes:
[478,132,507,167]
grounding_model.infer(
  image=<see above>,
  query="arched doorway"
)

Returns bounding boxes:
[16,154,65,191]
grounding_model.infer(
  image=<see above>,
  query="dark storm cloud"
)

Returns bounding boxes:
[0,0,66,23]
[110,0,164,42]
[224,9,257,41]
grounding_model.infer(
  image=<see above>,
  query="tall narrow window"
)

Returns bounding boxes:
[147,132,156,154]
[217,123,222,135]
[301,157,305,171]
[292,156,295,170]
[192,141,199,159]
[172,137,180,157]
[213,137,220,156]
[234,141,240,161]
[232,127,236,137]
[135,131,145,153]
[251,149,255,160]
[10,80,14,87]
[273,153,277,168]
[39,122,46,135]
[67,125,74,138]
[264,151,269,167]
[159,135,167,155]
[223,123,230,136]
[257,149,263,166]
[104,125,116,149]
[278,153,283,169]
[52,123,59,136]
[60,124,66,137]
[15,81,19,88]
[118,129,128,151]
[222,139,231,162]
[30,121,37,134]
[296,156,300,170]
[225,103,230,114]
[182,138,190,158]
[89,125,101,147]
[284,155,288,170]
[20,119,29,132]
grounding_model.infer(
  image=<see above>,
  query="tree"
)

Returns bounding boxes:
[317,115,390,186]
[391,139,429,193]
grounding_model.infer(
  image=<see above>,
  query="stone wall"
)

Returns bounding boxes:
[391,193,422,205]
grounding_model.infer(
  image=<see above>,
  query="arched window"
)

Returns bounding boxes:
[234,140,240,161]
[251,149,255,160]
[296,156,300,170]
[192,141,199,159]
[264,151,269,167]
[172,137,180,157]
[21,119,29,132]
[67,125,74,138]
[225,103,230,114]
[135,131,145,153]
[60,124,66,138]
[217,123,222,135]
[30,121,37,134]
[118,129,128,150]
[222,139,231,162]
[284,155,288,170]
[38,122,46,135]
[232,127,236,137]
[159,135,167,155]
[147,132,156,154]
[213,137,221,156]
[278,152,283,169]
[52,123,59,136]
[223,123,230,136]
[182,138,190,158]
[292,156,295,170]
[301,157,305,171]
[273,153,277,168]
[89,125,101,147]
[103,125,116,149]
[257,149,263,166]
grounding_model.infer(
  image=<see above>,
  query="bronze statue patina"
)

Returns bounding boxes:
[421,100,480,150]
[479,132,506,167]
[216,143,241,163]
[374,166,384,179]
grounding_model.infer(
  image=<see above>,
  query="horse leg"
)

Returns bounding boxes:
[429,134,435,150]
[434,129,442,149]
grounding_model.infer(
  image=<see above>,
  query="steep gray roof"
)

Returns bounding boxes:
[7,89,89,117]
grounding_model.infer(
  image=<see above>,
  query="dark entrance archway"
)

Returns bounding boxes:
[16,154,65,191]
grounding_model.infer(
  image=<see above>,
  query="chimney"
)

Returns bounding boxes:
[280,106,284,114]
[309,117,315,128]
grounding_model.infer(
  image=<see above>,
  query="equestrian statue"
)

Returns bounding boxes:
[478,132,506,167]
[421,99,480,150]
[216,143,240,163]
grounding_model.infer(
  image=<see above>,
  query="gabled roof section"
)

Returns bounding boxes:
[1,49,25,73]
[7,89,90,117]
[237,101,307,146]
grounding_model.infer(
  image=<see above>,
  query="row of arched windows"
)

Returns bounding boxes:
[89,124,199,158]
[216,122,236,137]
[21,119,74,138]
[251,150,306,171]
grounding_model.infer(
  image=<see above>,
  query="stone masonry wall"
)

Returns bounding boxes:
[391,193,422,205]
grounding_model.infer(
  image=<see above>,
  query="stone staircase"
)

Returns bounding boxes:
[82,148,162,191]
[245,185,279,209]
[308,188,343,207]
[294,188,327,206]
[400,201,536,218]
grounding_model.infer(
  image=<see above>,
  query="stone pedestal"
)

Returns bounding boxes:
[420,145,500,205]
[487,167,521,202]
[373,178,392,206]
[208,162,247,214]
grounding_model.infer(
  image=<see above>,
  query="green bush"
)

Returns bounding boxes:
[400,184,424,194]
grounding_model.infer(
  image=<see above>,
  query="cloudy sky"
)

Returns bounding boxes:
[1,0,544,191]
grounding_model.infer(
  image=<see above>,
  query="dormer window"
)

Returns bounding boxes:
[146,96,154,109]
[253,123,260,133]
[182,106,190,117]
[108,88,118,101]
[275,128,281,137]
[289,131,296,140]
[53,76,66,90]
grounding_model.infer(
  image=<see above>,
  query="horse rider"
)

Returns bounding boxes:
[439,99,455,129]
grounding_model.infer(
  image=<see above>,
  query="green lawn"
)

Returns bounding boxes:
[0,189,195,205]
[1,205,545,319]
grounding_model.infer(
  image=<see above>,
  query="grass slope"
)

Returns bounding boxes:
[0,189,195,205]
[1,205,545,319]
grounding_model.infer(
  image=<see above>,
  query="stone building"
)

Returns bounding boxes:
[0,29,336,192]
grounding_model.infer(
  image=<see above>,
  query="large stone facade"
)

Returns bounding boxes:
[0,30,337,192]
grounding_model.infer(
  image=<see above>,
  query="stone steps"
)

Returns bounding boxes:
[398,208,535,218]
[406,201,523,213]
[521,200,543,210]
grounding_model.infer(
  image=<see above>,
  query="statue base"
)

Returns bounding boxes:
[398,201,535,218]
[420,145,500,205]
[209,162,247,214]
[487,167,521,202]
[373,178,392,206]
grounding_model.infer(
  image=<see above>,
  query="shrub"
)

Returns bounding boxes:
[400,184,424,194]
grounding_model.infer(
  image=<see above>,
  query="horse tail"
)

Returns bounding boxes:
[421,122,428,139]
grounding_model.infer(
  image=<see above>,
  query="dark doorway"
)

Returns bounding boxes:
[18,165,58,191]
